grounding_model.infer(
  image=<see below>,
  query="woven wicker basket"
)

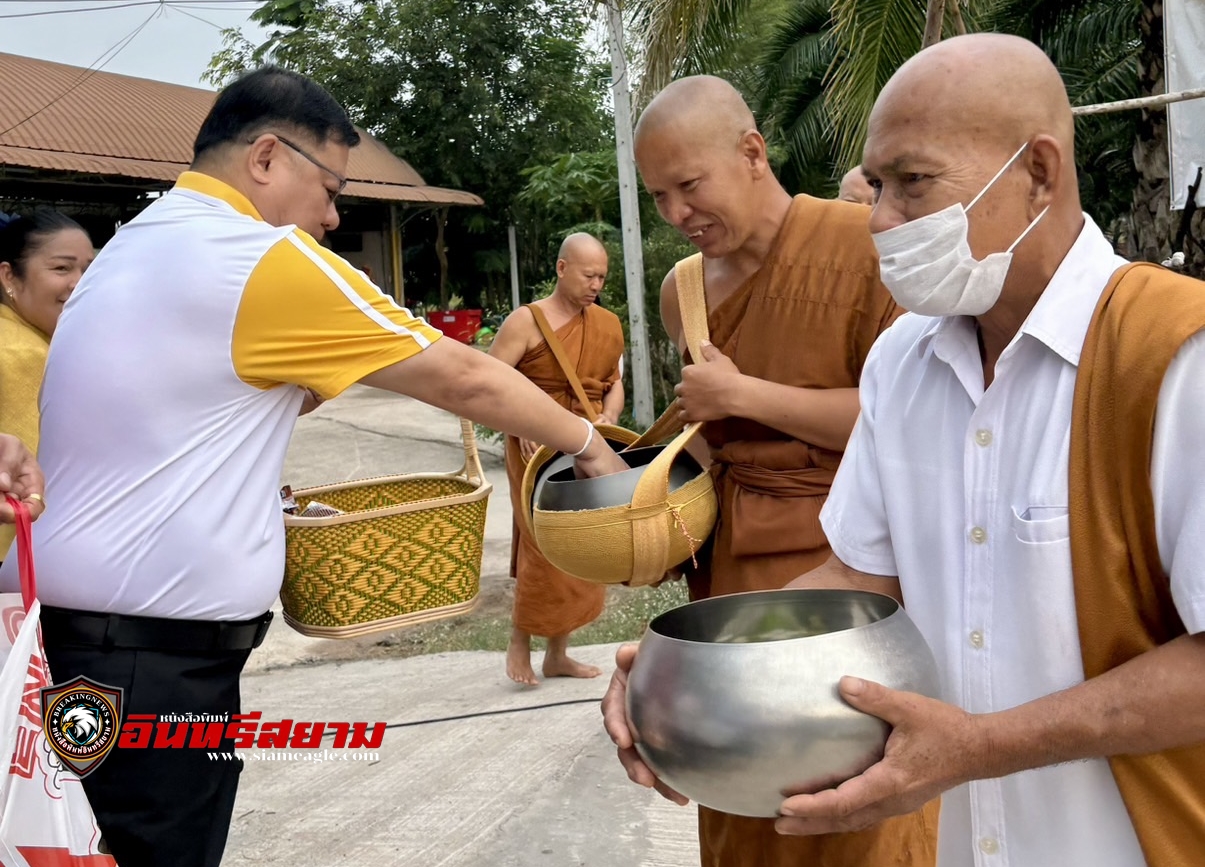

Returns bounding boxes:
[280,418,492,638]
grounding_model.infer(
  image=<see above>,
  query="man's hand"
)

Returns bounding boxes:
[0,434,46,523]
[775,677,979,836]
[573,429,630,478]
[675,341,743,423]
[299,387,326,416]
[602,644,690,805]
[519,438,540,462]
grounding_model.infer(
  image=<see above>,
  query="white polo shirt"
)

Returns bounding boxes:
[820,215,1205,867]
[0,172,442,621]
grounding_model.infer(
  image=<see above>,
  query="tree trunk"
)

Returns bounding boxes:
[922,0,946,48]
[1130,0,1170,264]
[1128,0,1203,277]
[435,207,450,309]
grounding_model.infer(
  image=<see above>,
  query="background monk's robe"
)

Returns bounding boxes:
[685,196,940,867]
[506,304,624,638]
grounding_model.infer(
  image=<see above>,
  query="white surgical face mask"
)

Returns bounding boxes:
[872,143,1050,317]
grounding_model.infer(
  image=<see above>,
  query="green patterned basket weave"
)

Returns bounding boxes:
[281,418,492,638]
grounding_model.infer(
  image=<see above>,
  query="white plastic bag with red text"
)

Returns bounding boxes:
[0,496,115,867]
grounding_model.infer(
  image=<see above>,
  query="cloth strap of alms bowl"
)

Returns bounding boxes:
[526,303,599,423]
[628,422,704,586]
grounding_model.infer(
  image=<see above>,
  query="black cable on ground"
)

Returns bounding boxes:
[322,695,608,735]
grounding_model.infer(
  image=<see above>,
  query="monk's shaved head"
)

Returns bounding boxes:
[633,75,789,258]
[558,232,607,263]
[634,75,756,152]
[838,167,875,205]
[554,232,608,308]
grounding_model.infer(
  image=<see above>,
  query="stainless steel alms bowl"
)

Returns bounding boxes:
[625,588,940,818]
[533,445,705,513]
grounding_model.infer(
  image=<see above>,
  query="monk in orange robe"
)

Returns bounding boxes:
[602,76,939,867]
[488,232,625,685]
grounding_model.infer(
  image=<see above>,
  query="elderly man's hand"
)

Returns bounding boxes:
[674,341,742,423]
[602,644,690,806]
[0,434,46,523]
[775,677,979,836]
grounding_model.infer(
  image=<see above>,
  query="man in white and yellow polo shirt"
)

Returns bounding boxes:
[0,66,626,867]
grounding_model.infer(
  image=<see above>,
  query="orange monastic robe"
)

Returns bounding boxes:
[1070,262,1205,867]
[685,196,939,867]
[506,304,624,637]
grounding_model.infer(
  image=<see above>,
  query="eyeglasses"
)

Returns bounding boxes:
[274,135,348,202]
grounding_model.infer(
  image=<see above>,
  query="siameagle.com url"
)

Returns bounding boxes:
[207,750,381,762]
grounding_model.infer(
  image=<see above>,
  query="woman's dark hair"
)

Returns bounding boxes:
[0,209,86,279]
[193,66,360,162]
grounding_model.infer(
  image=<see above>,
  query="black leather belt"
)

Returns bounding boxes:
[40,606,273,653]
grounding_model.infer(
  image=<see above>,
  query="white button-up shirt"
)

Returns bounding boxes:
[821,215,1205,867]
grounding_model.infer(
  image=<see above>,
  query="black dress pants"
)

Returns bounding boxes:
[40,610,266,867]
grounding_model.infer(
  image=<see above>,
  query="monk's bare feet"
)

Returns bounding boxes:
[542,635,601,679]
[506,628,538,686]
[542,654,602,679]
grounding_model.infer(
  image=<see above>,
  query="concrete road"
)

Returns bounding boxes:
[225,386,699,866]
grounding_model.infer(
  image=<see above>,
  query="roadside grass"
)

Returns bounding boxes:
[373,579,690,658]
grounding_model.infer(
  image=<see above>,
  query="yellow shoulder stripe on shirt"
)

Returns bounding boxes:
[232,228,442,398]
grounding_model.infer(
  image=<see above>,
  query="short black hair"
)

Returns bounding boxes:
[193,66,360,162]
[0,209,87,279]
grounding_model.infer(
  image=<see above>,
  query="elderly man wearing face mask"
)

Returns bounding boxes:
[603,32,1205,867]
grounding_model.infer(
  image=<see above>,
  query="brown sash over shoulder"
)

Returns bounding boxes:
[1070,261,1205,867]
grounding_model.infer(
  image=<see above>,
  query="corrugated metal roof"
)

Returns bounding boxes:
[0,52,482,207]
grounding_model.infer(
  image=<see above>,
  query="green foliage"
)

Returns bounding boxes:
[824,0,927,174]
[755,0,842,194]
[517,151,621,227]
[207,0,613,311]
[630,0,794,102]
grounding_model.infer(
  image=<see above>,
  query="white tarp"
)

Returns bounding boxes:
[1166,0,1205,210]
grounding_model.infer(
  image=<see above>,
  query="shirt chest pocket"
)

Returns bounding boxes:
[1010,505,1070,544]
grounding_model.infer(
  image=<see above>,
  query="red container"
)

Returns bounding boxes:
[433,309,483,344]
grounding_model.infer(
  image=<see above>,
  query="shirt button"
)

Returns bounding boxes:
[969,630,984,649]
[974,429,993,447]
[979,837,999,854]
[969,526,988,544]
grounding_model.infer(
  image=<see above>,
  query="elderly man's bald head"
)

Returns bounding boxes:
[872,34,1074,161]
[634,75,755,152]
[863,34,1081,261]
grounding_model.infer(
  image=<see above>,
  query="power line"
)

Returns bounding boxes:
[168,3,227,30]
[0,0,260,20]
[0,1,160,19]
[0,2,162,138]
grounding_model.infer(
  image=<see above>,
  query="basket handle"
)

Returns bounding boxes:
[459,417,487,486]
[4,494,36,613]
